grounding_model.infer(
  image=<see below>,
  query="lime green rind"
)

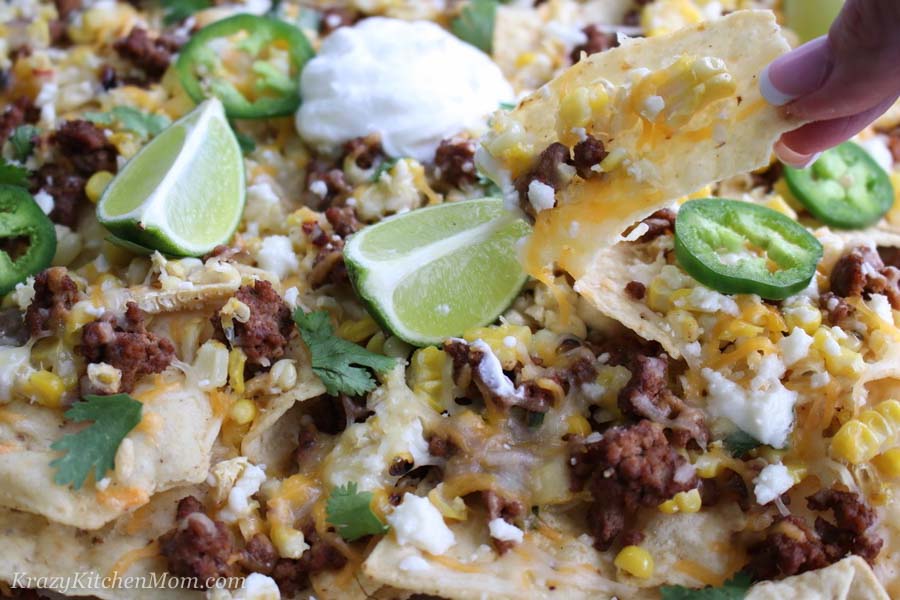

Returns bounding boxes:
[345,198,531,347]
[97,98,246,257]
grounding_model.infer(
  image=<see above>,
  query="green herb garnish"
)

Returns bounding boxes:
[9,125,40,162]
[50,394,143,490]
[660,572,752,600]
[452,0,498,54]
[326,482,390,541]
[293,309,396,396]
[86,106,171,139]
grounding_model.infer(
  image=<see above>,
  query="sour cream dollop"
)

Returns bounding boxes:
[296,18,514,162]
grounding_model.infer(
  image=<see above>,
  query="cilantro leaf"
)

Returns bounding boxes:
[499,101,516,111]
[50,394,143,490]
[370,157,398,182]
[326,482,389,541]
[452,0,498,54]
[660,572,752,600]
[85,106,171,139]
[9,125,40,162]
[724,430,761,457]
[160,0,211,25]
[0,159,30,187]
[294,310,395,396]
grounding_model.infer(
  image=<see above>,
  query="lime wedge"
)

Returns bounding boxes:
[344,198,531,346]
[97,98,245,257]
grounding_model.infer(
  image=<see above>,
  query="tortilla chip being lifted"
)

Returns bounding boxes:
[477,10,802,284]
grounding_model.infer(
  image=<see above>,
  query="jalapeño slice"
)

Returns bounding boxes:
[783,141,894,229]
[176,14,314,119]
[0,185,57,295]
[674,199,822,301]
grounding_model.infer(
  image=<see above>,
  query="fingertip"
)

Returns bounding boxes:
[760,64,796,107]
[774,139,821,169]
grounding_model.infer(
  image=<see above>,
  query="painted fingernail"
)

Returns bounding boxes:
[775,139,821,168]
[760,36,832,106]
[796,151,822,169]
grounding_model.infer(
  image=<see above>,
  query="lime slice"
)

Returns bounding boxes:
[344,198,531,346]
[97,98,245,257]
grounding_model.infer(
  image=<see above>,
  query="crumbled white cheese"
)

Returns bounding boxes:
[544,20,588,48]
[244,182,285,233]
[256,236,299,280]
[754,463,794,505]
[297,18,513,162]
[778,327,813,367]
[0,346,32,402]
[32,189,54,215]
[857,135,894,172]
[309,179,329,199]
[702,354,797,448]
[211,573,281,600]
[527,179,556,214]
[674,285,739,316]
[471,339,522,399]
[641,95,665,120]
[867,293,894,323]
[488,518,524,544]
[218,461,267,523]
[386,493,455,555]
[502,336,517,348]
[811,372,831,388]
[283,286,300,309]
[622,222,650,242]
[398,555,431,572]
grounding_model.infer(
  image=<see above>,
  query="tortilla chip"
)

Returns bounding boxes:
[0,485,203,599]
[746,556,889,600]
[0,374,221,529]
[364,511,647,600]
[479,10,801,282]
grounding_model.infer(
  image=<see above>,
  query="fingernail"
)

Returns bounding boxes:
[775,139,821,168]
[760,36,832,106]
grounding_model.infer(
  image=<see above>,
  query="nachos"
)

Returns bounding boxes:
[0,1,898,599]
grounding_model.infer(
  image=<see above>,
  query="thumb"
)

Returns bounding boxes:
[760,0,900,121]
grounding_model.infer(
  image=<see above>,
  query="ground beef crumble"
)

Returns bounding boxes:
[52,119,118,176]
[617,354,708,447]
[24,267,79,338]
[433,136,478,190]
[570,24,619,64]
[79,302,175,393]
[830,245,900,308]
[159,496,239,586]
[212,280,294,368]
[114,27,181,80]
[571,419,698,550]
[305,207,361,288]
[746,488,883,581]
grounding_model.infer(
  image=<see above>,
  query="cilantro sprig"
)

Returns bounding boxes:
[326,482,389,541]
[294,310,395,396]
[9,125,40,162]
[452,0,499,54]
[369,157,398,183]
[85,106,171,140]
[724,430,761,457]
[50,394,143,490]
[660,572,752,600]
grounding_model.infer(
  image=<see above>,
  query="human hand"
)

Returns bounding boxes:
[760,0,900,167]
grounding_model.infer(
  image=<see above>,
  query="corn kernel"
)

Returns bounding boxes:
[559,88,592,132]
[831,420,882,464]
[270,359,297,391]
[872,448,900,478]
[693,447,728,479]
[658,488,701,514]
[410,346,448,411]
[366,331,386,354]
[464,324,531,368]
[566,415,592,436]
[515,52,537,68]
[270,524,309,559]
[21,370,66,408]
[784,303,821,335]
[85,171,114,203]
[336,316,380,343]
[666,309,700,342]
[230,399,257,425]
[764,195,798,219]
[228,348,247,395]
[615,545,655,579]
